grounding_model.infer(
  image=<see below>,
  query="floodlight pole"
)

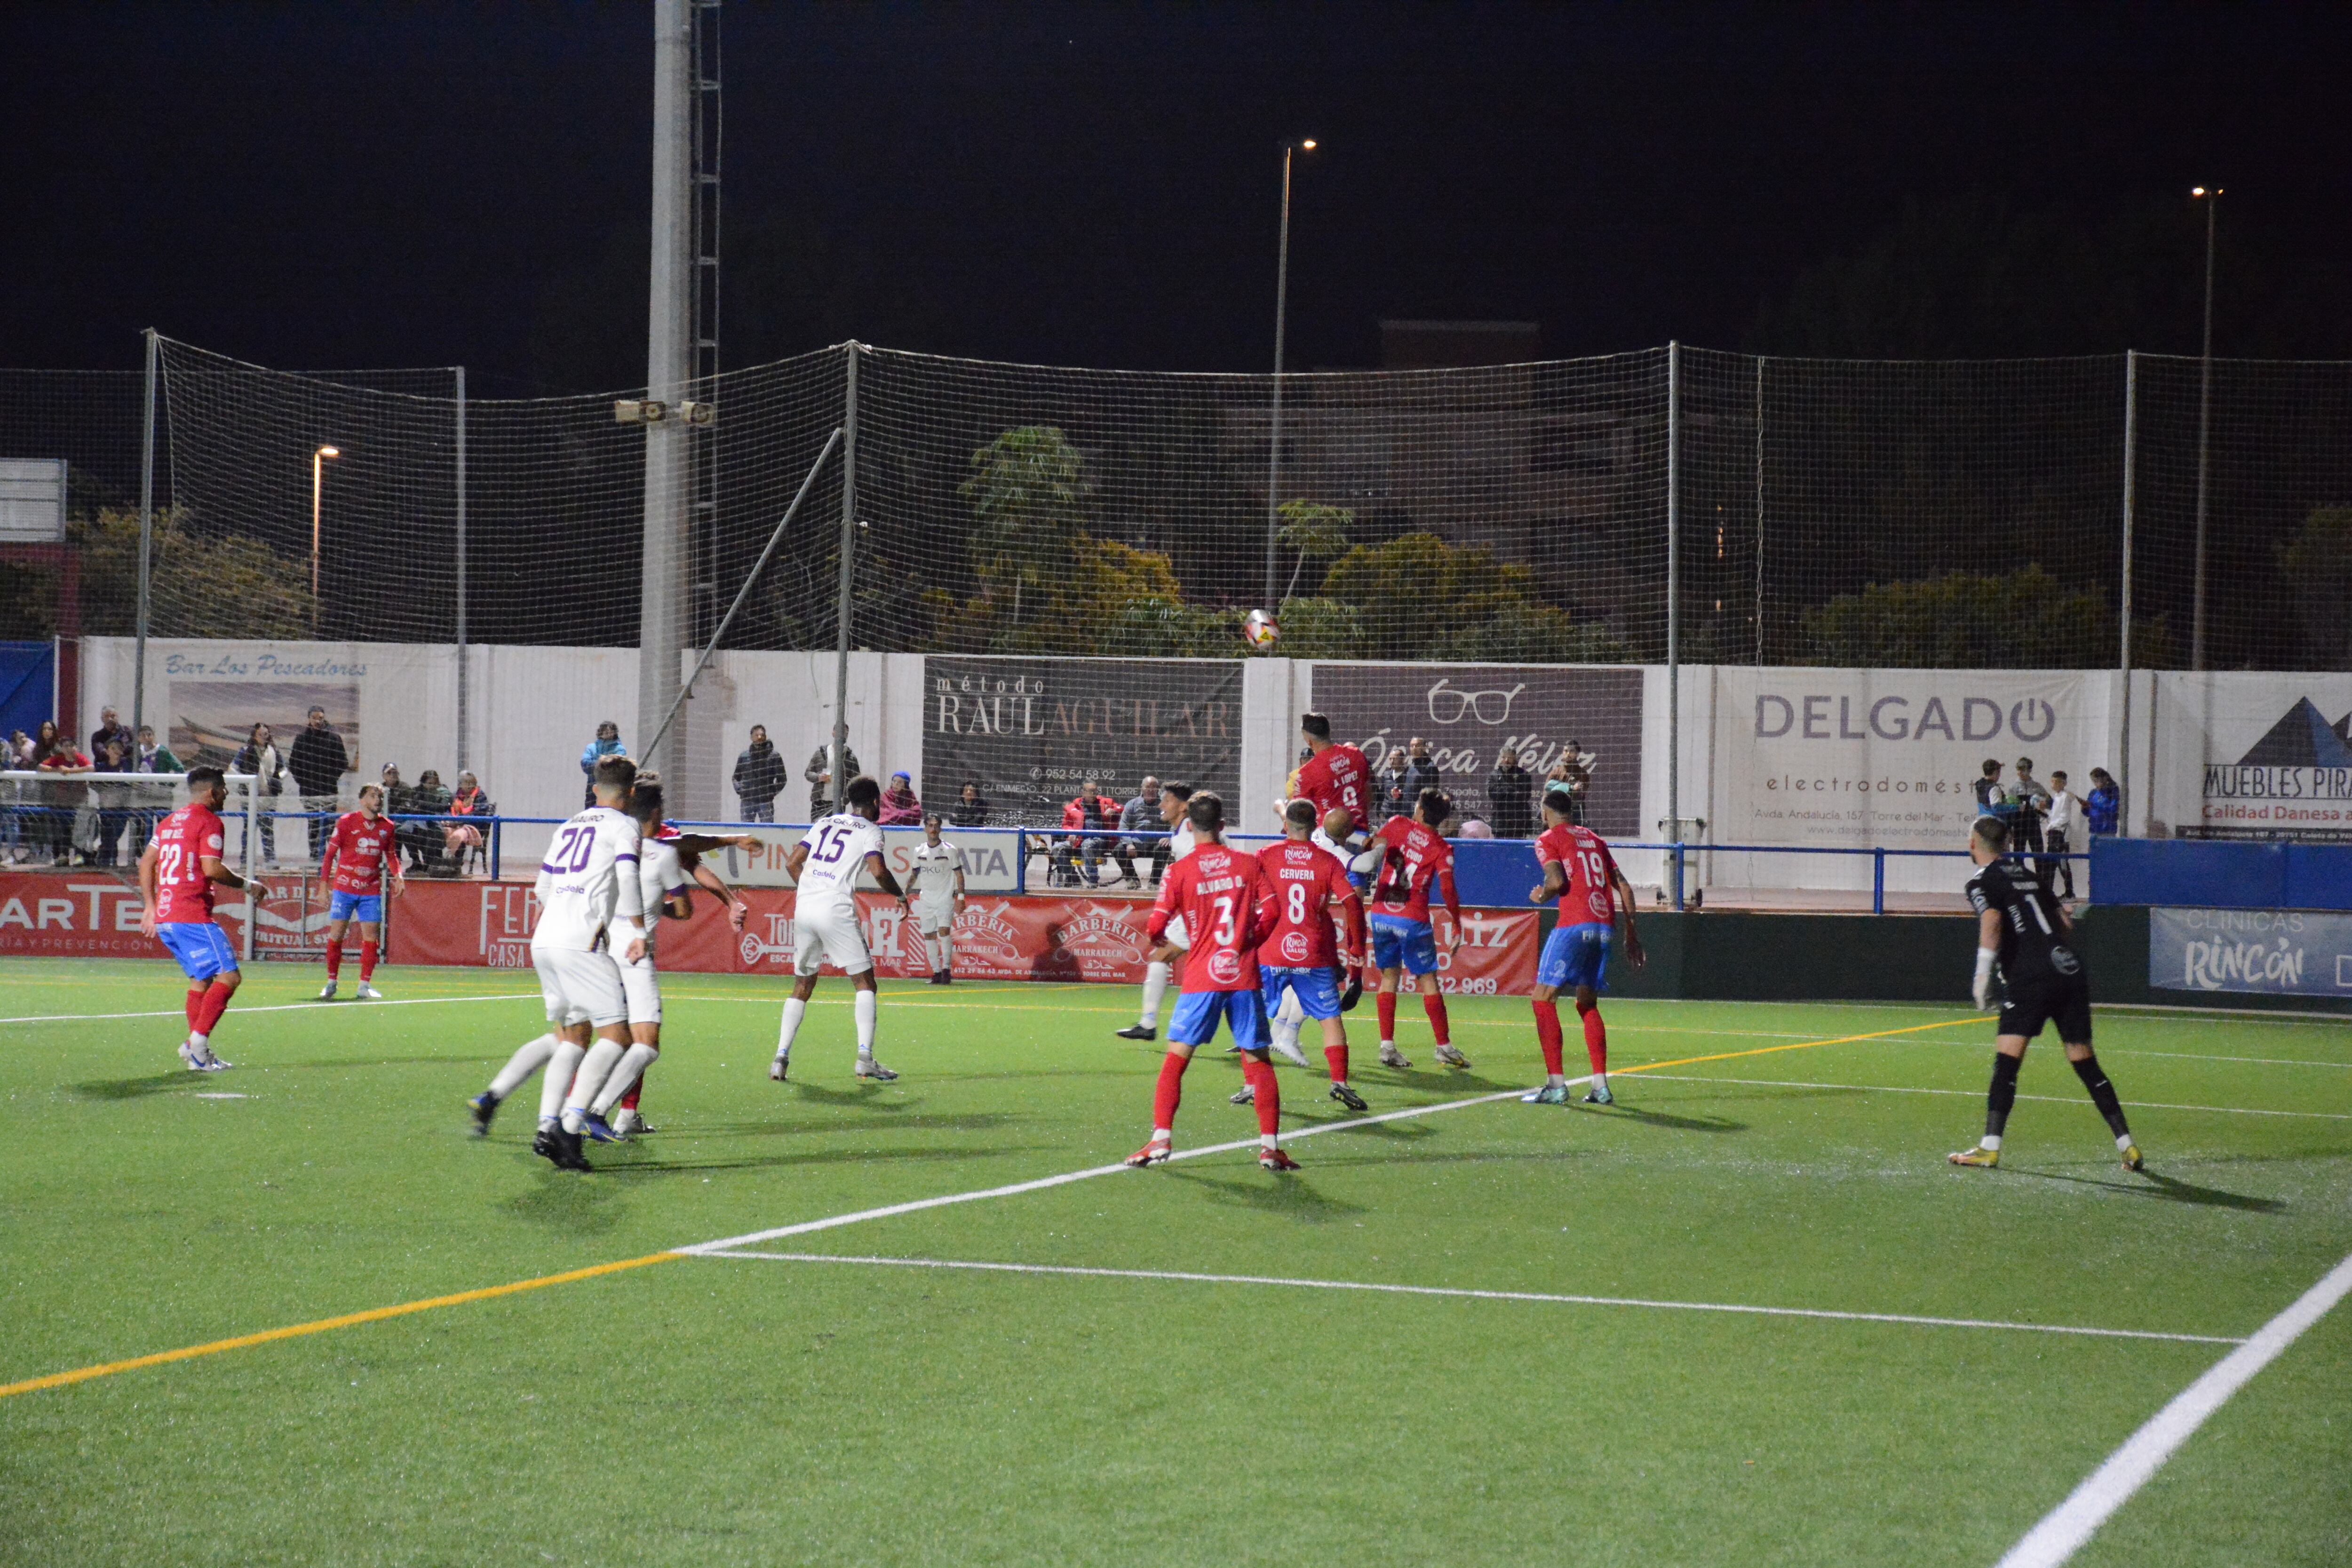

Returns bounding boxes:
[454,365,468,774]
[2189,188,2219,671]
[831,343,860,812]
[1264,141,1308,610]
[134,328,157,737]
[1666,341,1683,911]
[638,0,696,788]
[1753,354,1764,666]
[2119,350,2138,836]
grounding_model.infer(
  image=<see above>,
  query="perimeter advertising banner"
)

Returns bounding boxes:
[1308,663,1643,837]
[921,657,1243,826]
[2153,675,2352,843]
[1711,669,2101,850]
[2149,906,2352,999]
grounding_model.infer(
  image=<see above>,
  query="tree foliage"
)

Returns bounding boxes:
[2279,506,2352,670]
[958,425,1089,629]
[0,507,317,640]
[1800,564,2175,669]
[1279,530,1622,662]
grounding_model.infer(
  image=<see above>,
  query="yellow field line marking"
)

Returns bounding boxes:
[0,1013,1976,1402]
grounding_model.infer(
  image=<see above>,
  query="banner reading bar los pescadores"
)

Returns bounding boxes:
[1712,669,2106,851]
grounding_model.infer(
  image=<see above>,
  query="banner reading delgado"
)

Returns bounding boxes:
[922,657,1242,826]
[1712,669,2105,849]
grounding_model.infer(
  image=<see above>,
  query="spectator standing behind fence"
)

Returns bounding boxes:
[581,720,626,808]
[92,738,134,865]
[951,780,989,827]
[1400,738,1440,805]
[808,739,861,818]
[1486,747,1534,839]
[1055,777,1120,886]
[1116,774,1165,889]
[288,705,350,861]
[876,771,923,826]
[2086,768,2120,837]
[732,724,786,821]
[443,770,493,873]
[231,723,286,866]
[1973,759,2008,819]
[130,725,182,853]
[1379,751,1409,821]
[2010,756,2051,861]
[36,724,92,864]
[90,706,132,765]
[2042,770,2083,901]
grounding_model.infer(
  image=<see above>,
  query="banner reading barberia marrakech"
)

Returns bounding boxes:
[922,657,1243,827]
[1711,669,2105,850]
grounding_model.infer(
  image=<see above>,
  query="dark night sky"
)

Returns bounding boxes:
[8,2,2351,387]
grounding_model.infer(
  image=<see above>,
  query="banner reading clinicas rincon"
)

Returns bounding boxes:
[921,657,1243,826]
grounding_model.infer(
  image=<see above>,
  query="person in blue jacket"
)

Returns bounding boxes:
[580,720,627,807]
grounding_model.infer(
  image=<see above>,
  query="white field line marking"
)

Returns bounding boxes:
[675,1085,1534,1256]
[703,1250,2245,1346]
[192,1092,251,1099]
[2064,1048,2352,1071]
[0,994,540,1027]
[1994,1249,2352,1568]
[1637,1073,2352,1122]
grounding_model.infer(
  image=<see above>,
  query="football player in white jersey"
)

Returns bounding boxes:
[559,780,694,1139]
[469,755,644,1170]
[771,774,911,1082]
[1116,780,1198,1041]
[906,813,967,985]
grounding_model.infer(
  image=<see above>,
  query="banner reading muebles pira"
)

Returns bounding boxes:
[922,657,1243,826]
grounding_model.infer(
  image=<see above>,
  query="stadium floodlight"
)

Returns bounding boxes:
[1265,135,1319,607]
[677,399,718,426]
[613,399,669,424]
[310,444,340,619]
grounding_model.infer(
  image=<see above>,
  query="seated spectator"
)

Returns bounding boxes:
[581,720,626,808]
[877,771,924,826]
[949,780,989,827]
[1114,774,1166,889]
[401,768,453,873]
[1052,777,1121,887]
[442,770,495,873]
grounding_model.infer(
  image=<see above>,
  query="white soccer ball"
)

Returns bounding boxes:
[1243,608,1281,649]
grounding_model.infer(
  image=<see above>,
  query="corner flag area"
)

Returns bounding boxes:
[1,958,2345,1565]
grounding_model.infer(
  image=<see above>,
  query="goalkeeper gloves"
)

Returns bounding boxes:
[1972,947,1998,1011]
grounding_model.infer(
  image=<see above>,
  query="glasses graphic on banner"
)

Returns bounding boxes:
[1425,679,1526,726]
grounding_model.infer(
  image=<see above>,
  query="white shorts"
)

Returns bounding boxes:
[1163,915,1189,949]
[532,945,627,1028]
[619,954,662,1025]
[914,902,957,937]
[795,900,873,976]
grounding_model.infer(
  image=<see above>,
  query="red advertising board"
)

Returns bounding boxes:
[0,872,1545,995]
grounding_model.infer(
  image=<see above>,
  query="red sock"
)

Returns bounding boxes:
[1422,991,1450,1045]
[325,943,342,978]
[1152,1052,1189,1132]
[1244,1058,1280,1136]
[1324,1043,1349,1083]
[1579,998,1607,1075]
[359,940,378,981]
[620,1084,642,1112]
[186,987,205,1030]
[1534,1000,1564,1076]
[1376,989,1398,1042]
[195,980,234,1036]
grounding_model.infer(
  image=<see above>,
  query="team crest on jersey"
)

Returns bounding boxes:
[1206,949,1243,984]
[2052,945,2081,975]
[1279,931,1312,964]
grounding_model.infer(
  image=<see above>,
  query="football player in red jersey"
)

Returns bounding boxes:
[1126,792,1297,1171]
[318,782,405,1000]
[1292,711,1371,837]
[137,765,260,1071]
[1359,787,1468,1070]
[1247,798,1369,1110]
[1525,784,1645,1105]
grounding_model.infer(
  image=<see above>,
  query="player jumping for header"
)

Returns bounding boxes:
[1359,787,1467,1070]
[138,765,260,1071]
[1127,791,1296,1171]
[1292,711,1371,841]
[1526,783,1645,1105]
[1949,815,2143,1172]
[771,774,911,1083]
[317,782,404,1000]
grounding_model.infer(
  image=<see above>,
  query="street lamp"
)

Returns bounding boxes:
[311,445,340,627]
[2189,186,2221,670]
[1264,137,1317,609]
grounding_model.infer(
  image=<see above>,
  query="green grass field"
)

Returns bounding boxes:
[1,957,2347,1567]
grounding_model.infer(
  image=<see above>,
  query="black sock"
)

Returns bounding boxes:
[2071,1052,2131,1140]
[1986,1052,2021,1139]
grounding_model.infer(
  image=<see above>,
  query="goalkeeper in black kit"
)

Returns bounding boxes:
[1949,815,2143,1172]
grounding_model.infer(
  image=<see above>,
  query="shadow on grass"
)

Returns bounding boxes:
[507,1170,625,1234]
[1593,1104,1747,1133]
[593,1143,1040,1177]
[641,1111,1021,1139]
[284,1055,507,1071]
[786,1081,911,1108]
[1163,1168,1367,1221]
[1304,1147,1604,1170]
[68,1072,197,1101]
[1274,1110,1440,1141]
[2011,1166,2286,1213]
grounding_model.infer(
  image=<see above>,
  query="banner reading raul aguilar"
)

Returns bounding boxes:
[1308,663,1643,836]
[923,657,1242,825]
[1713,668,2101,849]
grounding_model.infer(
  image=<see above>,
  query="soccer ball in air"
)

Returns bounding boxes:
[1242,608,1281,649]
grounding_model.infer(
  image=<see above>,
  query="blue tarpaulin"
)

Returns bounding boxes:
[0,642,54,743]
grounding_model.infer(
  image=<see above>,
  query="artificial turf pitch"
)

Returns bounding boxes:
[1,958,2346,1567]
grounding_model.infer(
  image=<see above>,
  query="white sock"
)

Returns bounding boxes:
[1981,1133,2003,1151]
[189,1031,209,1051]
[2116,1132,2135,1152]
[540,1040,586,1127]
[489,1033,556,1099]
[593,1043,660,1117]
[1260,1133,1278,1150]
[564,1038,628,1128]
[854,989,878,1055]
[939,932,954,971]
[1139,962,1170,1027]
[1548,1073,1566,1088]
[925,934,945,972]
[775,997,806,1059]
